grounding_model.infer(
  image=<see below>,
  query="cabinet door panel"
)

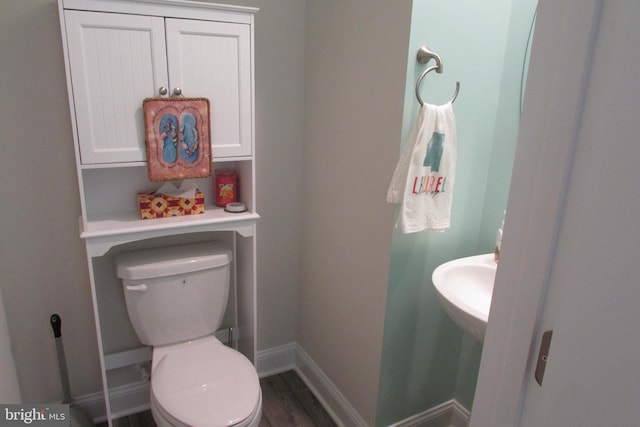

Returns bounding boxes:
[166,19,252,158]
[65,11,168,164]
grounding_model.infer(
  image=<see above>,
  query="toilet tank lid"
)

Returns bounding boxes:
[115,241,232,280]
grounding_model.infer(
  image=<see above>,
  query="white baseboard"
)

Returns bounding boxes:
[257,341,367,426]
[294,345,369,427]
[388,399,470,427]
[75,342,469,427]
[256,344,469,427]
[255,343,470,427]
[450,402,470,427]
[256,342,296,377]
[72,390,107,423]
[74,380,150,424]
[75,344,300,422]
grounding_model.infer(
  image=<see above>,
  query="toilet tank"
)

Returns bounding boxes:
[115,241,233,347]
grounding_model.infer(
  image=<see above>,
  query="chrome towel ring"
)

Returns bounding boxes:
[415,46,460,106]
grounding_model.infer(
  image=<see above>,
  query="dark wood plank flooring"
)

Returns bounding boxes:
[106,370,336,427]
[259,370,336,427]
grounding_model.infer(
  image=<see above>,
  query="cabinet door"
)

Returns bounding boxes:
[65,11,168,164]
[166,19,252,158]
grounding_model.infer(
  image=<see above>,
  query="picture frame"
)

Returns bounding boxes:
[143,97,211,181]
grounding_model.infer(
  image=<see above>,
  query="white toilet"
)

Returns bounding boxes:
[115,241,262,427]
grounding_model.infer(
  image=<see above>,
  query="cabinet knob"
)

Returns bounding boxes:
[158,86,168,96]
[172,87,182,96]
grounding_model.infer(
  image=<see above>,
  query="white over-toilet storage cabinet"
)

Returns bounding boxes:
[57,0,258,423]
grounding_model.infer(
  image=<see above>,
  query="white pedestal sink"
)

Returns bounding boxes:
[432,253,496,342]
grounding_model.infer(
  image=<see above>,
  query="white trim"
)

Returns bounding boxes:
[104,347,152,371]
[294,345,368,427]
[62,0,258,19]
[74,380,150,424]
[256,342,297,377]
[469,0,602,426]
[76,343,470,427]
[388,399,470,427]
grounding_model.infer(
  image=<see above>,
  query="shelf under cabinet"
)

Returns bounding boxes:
[81,205,259,256]
[79,157,251,170]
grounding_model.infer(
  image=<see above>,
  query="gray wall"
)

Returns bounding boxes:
[252,0,306,359]
[299,1,411,424]
[0,0,100,401]
[1,1,414,424]
[0,0,306,402]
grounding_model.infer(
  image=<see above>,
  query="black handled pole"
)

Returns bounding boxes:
[50,314,72,403]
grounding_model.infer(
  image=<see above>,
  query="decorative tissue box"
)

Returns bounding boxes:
[137,189,205,219]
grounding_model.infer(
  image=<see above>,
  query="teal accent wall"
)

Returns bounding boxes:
[376,1,538,425]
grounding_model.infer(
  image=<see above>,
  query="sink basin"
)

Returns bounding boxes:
[432,253,496,342]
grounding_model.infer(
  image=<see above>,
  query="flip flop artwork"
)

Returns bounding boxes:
[143,97,212,181]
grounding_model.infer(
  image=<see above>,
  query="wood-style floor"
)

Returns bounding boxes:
[106,370,337,427]
[259,370,336,427]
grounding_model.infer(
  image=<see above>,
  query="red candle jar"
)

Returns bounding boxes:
[214,169,238,207]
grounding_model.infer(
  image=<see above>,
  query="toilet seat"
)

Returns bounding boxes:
[151,336,261,427]
[151,390,262,427]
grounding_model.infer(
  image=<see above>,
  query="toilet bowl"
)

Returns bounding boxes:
[115,241,261,427]
[150,336,261,427]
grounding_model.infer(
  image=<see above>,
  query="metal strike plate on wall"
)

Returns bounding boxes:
[535,330,553,385]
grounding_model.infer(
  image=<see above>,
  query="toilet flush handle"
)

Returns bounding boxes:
[126,284,148,292]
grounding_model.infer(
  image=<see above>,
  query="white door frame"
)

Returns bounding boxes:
[469,0,602,426]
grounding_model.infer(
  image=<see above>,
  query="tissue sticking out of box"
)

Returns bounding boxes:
[155,181,198,199]
[138,181,205,219]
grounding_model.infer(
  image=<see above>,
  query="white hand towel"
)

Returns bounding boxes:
[387,102,457,233]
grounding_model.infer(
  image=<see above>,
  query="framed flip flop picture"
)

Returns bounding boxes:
[143,97,212,181]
